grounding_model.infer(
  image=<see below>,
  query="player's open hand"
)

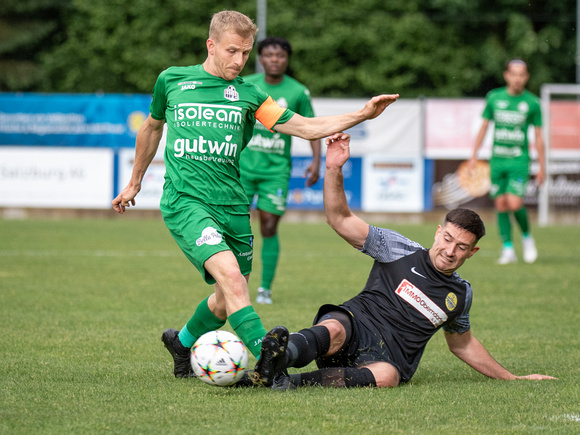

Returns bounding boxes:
[325,133,351,169]
[515,374,558,381]
[362,94,400,120]
[112,185,139,214]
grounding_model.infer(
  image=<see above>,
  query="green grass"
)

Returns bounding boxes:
[1,215,579,434]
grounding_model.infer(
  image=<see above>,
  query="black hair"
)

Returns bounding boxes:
[444,208,486,243]
[258,36,293,56]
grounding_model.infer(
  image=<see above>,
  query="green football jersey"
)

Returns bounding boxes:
[239,74,315,177]
[482,87,542,161]
[149,65,294,205]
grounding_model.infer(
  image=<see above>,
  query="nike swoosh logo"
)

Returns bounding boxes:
[411,267,427,279]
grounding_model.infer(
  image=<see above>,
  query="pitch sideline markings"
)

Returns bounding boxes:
[0,249,182,258]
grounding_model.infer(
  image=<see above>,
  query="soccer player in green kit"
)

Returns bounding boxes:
[469,59,545,265]
[112,10,399,378]
[240,37,321,305]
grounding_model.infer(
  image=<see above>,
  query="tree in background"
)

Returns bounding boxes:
[0,0,70,91]
[266,0,576,97]
[39,0,256,93]
[0,0,575,97]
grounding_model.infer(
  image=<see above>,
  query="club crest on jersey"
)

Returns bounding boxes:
[445,292,458,311]
[224,85,239,101]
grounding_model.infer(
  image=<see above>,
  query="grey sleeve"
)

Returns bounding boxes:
[361,225,424,263]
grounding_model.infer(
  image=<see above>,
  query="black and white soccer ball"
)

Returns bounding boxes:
[190,330,248,386]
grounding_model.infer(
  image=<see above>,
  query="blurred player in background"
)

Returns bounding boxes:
[252,132,556,389]
[468,59,545,265]
[112,10,399,378]
[240,37,321,305]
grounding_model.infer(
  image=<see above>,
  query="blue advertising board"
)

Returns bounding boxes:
[0,93,151,147]
[287,156,362,210]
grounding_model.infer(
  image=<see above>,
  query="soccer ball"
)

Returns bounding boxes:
[190,330,248,387]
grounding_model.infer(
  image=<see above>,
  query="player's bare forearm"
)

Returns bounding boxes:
[132,116,165,182]
[323,133,369,249]
[276,94,399,140]
[446,331,516,380]
[304,139,322,187]
[470,119,489,161]
[112,115,164,213]
[310,139,322,163]
[444,330,557,381]
[534,126,546,185]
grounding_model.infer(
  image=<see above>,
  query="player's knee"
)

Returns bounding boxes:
[260,221,278,237]
[212,268,248,302]
[317,320,346,354]
[364,362,400,388]
[259,212,280,237]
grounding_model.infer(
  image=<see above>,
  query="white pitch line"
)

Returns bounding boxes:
[0,250,182,258]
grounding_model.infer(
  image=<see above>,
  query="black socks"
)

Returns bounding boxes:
[286,326,331,368]
[290,367,376,388]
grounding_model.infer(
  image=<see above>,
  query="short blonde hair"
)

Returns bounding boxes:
[209,10,258,42]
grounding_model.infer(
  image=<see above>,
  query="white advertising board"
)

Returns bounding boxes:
[362,155,424,212]
[292,98,422,157]
[118,144,166,210]
[424,98,541,160]
[0,147,113,208]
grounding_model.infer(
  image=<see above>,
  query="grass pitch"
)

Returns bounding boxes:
[1,214,579,434]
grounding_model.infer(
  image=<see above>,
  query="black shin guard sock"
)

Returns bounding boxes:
[296,367,376,388]
[286,326,331,368]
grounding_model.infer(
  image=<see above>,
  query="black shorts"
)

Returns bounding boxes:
[312,304,402,378]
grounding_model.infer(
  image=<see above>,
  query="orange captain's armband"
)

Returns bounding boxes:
[255,96,286,132]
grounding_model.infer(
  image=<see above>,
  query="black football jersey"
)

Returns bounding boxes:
[342,226,472,382]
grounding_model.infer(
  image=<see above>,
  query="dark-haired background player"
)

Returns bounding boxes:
[241,37,321,305]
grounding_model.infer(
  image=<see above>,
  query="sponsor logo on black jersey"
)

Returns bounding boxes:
[395,279,448,327]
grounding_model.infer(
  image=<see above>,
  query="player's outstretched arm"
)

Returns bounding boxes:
[112,115,165,214]
[444,330,557,381]
[468,119,490,168]
[323,133,369,250]
[275,94,399,141]
[534,125,546,186]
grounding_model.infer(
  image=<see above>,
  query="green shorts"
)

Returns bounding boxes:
[489,158,530,199]
[160,186,253,285]
[240,173,289,216]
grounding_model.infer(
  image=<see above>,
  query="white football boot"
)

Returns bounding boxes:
[497,246,517,265]
[522,236,538,264]
[256,287,273,304]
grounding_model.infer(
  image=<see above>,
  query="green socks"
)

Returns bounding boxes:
[261,234,280,290]
[178,296,226,348]
[497,211,512,245]
[514,207,530,235]
[177,297,267,357]
[228,306,267,358]
[498,208,532,247]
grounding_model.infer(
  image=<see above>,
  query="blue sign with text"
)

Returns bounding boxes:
[287,156,362,210]
[0,93,151,147]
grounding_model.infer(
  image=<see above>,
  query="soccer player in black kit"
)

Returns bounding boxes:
[252,132,556,389]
